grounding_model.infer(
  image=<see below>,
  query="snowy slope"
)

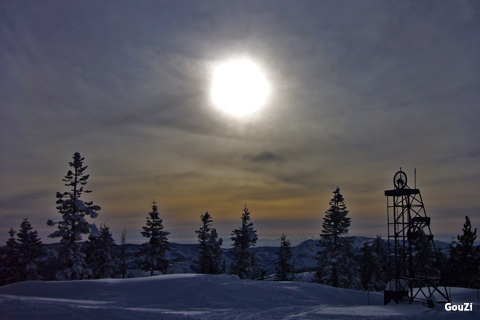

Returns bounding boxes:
[1,274,478,319]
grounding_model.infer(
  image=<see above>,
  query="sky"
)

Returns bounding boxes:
[1,0,479,246]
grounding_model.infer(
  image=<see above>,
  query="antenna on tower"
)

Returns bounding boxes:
[414,168,416,189]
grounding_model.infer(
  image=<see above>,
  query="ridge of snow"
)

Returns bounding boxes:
[1,274,479,319]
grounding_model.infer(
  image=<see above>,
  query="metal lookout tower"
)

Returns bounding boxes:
[384,169,450,306]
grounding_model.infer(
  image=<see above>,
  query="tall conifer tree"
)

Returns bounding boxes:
[449,216,479,288]
[316,188,357,288]
[371,235,388,289]
[138,201,170,276]
[2,228,20,284]
[209,228,224,274]
[47,152,100,280]
[85,224,120,279]
[16,218,44,281]
[231,205,258,279]
[196,212,223,274]
[275,234,295,281]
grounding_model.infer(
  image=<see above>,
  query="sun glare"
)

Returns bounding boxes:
[211,59,270,117]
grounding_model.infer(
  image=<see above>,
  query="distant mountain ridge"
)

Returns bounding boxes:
[121,236,452,275]
[0,236,452,279]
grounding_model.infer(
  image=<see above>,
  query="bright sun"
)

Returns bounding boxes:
[211,59,270,117]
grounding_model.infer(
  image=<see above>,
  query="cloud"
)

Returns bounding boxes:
[244,151,286,164]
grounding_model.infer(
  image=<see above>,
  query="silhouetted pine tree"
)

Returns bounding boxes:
[85,224,120,279]
[120,228,127,279]
[275,234,295,281]
[138,201,170,276]
[316,188,358,288]
[436,249,450,286]
[2,228,20,284]
[359,242,385,291]
[449,216,479,288]
[47,152,101,280]
[196,212,212,273]
[231,205,258,279]
[196,212,223,274]
[339,238,360,289]
[371,235,388,289]
[16,218,44,281]
[210,228,224,273]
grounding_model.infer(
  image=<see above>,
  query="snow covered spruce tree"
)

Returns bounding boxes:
[196,212,224,274]
[84,224,120,279]
[371,235,388,288]
[449,215,480,288]
[137,201,170,276]
[1,228,20,285]
[358,239,386,291]
[47,152,101,280]
[230,205,258,279]
[16,218,44,281]
[275,234,295,281]
[316,188,358,288]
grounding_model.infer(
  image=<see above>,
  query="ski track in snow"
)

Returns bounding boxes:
[0,274,479,320]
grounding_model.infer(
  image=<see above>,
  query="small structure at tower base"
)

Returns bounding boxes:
[384,280,408,305]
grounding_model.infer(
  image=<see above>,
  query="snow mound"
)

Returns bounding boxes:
[0,274,479,319]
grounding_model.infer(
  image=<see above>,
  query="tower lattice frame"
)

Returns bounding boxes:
[385,169,450,305]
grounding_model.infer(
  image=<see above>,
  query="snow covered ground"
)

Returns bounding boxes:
[0,274,478,319]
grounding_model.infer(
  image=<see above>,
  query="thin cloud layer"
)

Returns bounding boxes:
[1,1,479,245]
